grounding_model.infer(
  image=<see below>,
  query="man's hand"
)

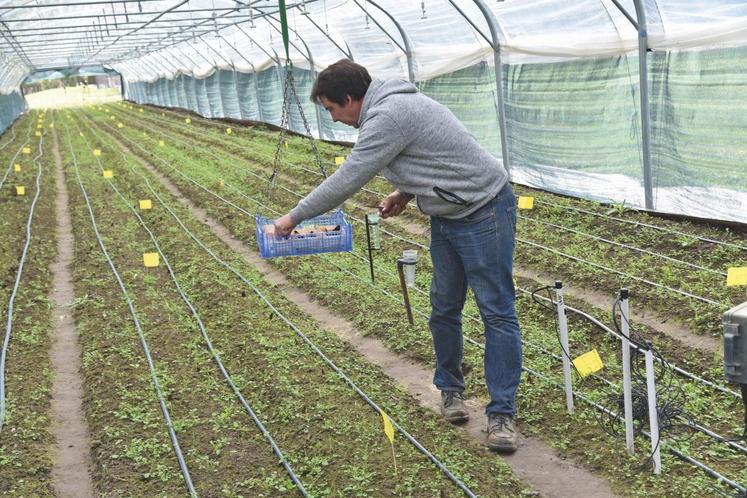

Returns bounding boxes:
[274,213,297,237]
[379,190,411,218]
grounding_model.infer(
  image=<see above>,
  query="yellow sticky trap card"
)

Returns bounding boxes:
[334,156,345,165]
[22,147,31,154]
[284,141,288,149]
[15,186,25,196]
[727,267,747,287]
[103,170,113,179]
[517,196,534,210]
[185,118,191,124]
[139,108,144,113]
[225,127,232,135]
[219,179,225,188]
[139,199,152,210]
[143,252,159,267]
[572,349,604,378]
[79,132,84,137]
[117,123,124,128]
[35,131,41,137]
[93,149,102,156]
[14,164,21,172]
[37,124,42,129]
[161,112,165,117]
[49,123,54,128]
[110,115,115,120]
[158,140,165,147]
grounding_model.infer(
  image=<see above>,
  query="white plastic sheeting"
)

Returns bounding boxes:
[2,0,746,223]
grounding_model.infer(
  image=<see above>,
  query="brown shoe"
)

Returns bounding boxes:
[440,391,469,424]
[487,413,518,452]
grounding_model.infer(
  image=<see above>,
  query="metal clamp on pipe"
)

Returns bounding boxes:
[723,301,747,439]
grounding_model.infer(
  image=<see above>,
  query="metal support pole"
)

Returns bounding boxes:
[620,288,635,455]
[554,281,574,413]
[468,0,510,175]
[644,345,662,474]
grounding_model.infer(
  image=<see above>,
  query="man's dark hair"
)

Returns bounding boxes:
[310,59,372,105]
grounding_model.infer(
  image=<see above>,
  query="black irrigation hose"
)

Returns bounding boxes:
[532,198,747,253]
[116,107,728,308]
[0,135,44,435]
[86,114,480,498]
[73,117,310,497]
[97,108,740,401]
[60,121,198,497]
[0,117,35,191]
[95,109,747,495]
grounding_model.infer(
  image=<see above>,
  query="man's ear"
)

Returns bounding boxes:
[344,95,353,106]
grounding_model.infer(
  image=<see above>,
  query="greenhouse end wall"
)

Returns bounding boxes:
[123,54,747,225]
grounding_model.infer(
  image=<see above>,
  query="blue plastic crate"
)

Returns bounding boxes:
[255,210,353,259]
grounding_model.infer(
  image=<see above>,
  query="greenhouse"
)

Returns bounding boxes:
[0,1,746,497]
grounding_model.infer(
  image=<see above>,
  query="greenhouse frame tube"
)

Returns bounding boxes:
[350,0,415,83]
[468,0,510,174]
[617,0,654,210]
[644,347,662,474]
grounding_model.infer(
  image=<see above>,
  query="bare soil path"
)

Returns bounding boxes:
[114,133,617,498]
[49,126,94,498]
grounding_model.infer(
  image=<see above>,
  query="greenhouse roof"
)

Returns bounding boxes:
[0,0,746,94]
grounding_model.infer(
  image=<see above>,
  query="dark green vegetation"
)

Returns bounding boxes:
[0,111,57,496]
[76,102,746,497]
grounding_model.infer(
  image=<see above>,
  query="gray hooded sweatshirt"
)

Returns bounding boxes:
[289,79,508,223]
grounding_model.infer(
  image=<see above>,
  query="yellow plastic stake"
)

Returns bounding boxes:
[139,199,152,210]
[226,127,232,135]
[117,122,124,128]
[572,349,604,379]
[93,149,101,156]
[14,164,21,172]
[161,112,165,117]
[103,170,113,179]
[15,186,25,196]
[158,140,165,147]
[219,179,225,188]
[49,123,54,129]
[22,147,30,154]
[36,124,42,129]
[143,252,160,267]
[380,409,397,476]
[334,156,345,165]
[727,267,747,287]
[35,131,41,137]
[185,118,191,124]
[284,141,288,149]
[110,115,116,120]
[517,196,534,210]
[79,132,84,137]
[139,108,144,113]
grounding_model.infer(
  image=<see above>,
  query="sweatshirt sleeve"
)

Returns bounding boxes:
[289,113,407,223]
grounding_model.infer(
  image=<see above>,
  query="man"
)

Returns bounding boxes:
[274,59,522,452]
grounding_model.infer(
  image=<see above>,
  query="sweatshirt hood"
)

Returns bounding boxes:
[358,78,418,125]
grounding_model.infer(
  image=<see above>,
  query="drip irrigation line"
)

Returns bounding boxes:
[72,119,309,497]
[84,114,480,498]
[532,198,747,253]
[0,117,35,191]
[94,109,739,401]
[107,108,727,307]
[0,137,43,435]
[91,110,747,493]
[518,216,727,277]
[60,121,198,498]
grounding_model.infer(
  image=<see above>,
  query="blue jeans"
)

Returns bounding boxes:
[429,183,522,416]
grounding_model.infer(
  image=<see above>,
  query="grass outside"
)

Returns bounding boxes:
[25,86,120,110]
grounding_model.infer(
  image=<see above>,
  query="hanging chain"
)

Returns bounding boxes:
[271,60,328,191]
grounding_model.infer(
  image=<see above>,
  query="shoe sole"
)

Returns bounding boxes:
[443,414,469,424]
[487,440,518,453]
